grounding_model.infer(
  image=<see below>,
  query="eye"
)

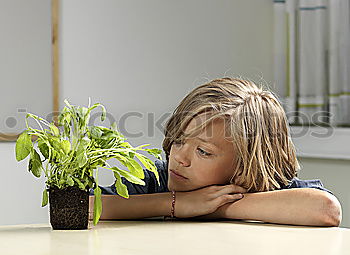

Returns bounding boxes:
[197,147,211,157]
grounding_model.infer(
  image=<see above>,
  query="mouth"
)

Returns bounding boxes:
[169,169,188,180]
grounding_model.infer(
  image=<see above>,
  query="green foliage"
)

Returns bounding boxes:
[15,99,162,226]
[42,189,48,207]
[93,186,102,226]
[28,149,43,178]
[15,131,32,161]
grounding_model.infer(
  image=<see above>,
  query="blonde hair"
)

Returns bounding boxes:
[162,77,299,192]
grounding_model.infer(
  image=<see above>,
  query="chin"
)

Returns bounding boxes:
[168,180,201,192]
[167,181,192,192]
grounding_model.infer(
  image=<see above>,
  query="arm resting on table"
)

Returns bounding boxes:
[89,192,172,220]
[89,188,342,227]
[205,188,342,227]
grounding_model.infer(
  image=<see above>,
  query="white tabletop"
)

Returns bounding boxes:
[0,219,349,255]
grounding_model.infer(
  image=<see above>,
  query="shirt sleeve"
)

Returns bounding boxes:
[280,177,333,195]
[89,159,169,196]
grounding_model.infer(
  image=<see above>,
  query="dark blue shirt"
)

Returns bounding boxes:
[89,159,333,196]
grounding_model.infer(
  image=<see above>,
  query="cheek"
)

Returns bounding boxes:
[203,166,233,185]
[192,166,228,186]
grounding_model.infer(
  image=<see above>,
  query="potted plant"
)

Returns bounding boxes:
[15,99,162,230]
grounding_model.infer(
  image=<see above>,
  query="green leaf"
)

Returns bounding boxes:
[101,109,106,121]
[72,176,86,190]
[112,151,137,170]
[87,177,93,188]
[50,137,62,152]
[135,153,160,186]
[111,122,117,131]
[50,124,60,136]
[63,125,71,138]
[38,139,50,159]
[57,106,68,125]
[144,148,163,160]
[64,113,71,124]
[67,176,74,186]
[113,153,128,165]
[41,188,48,207]
[109,167,145,185]
[64,99,72,108]
[119,142,131,148]
[101,131,118,140]
[114,173,129,198]
[76,140,89,164]
[61,140,71,154]
[78,137,91,151]
[136,144,150,149]
[93,186,102,226]
[125,157,144,179]
[89,126,103,139]
[77,106,88,119]
[58,107,72,138]
[28,149,43,178]
[77,151,88,168]
[26,113,48,124]
[59,178,65,186]
[51,150,60,163]
[88,103,106,122]
[15,131,33,161]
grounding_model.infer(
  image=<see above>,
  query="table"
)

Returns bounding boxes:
[0,219,349,255]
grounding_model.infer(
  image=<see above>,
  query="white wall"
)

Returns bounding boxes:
[0,0,52,135]
[0,0,52,226]
[0,142,49,225]
[1,0,349,228]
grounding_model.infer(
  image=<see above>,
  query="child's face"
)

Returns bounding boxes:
[167,113,236,192]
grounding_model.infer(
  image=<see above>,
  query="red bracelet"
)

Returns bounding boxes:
[171,190,176,218]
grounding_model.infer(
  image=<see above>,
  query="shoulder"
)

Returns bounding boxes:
[154,159,168,173]
[154,159,169,191]
[280,177,334,195]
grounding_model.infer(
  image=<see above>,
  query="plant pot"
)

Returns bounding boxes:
[48,185,89,230]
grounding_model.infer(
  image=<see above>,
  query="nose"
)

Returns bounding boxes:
[173,143,191,167]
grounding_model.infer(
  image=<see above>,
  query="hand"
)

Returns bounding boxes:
[174,184,247,218]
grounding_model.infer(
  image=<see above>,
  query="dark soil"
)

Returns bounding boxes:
[48,185,89,230]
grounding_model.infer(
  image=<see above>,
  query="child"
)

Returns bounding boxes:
[89,77,342,226]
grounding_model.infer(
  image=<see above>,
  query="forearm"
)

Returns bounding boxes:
[89,192,172,220]
[217,188,342,226]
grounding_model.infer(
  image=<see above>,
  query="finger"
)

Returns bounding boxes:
[229,184,247,193]
[215,193,244,207]
[214,184,247,197]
